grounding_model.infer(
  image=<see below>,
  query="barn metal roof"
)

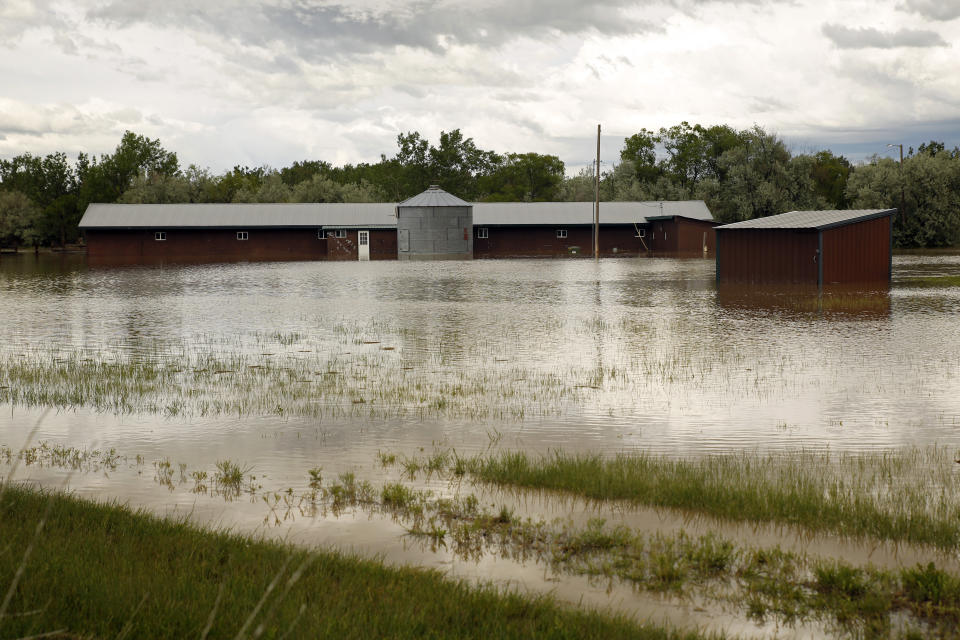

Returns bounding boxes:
[716,209,896,231]
[398,185,471,208]
[79,200,714,229]
[79,203,398,229]
[472,200,713,226]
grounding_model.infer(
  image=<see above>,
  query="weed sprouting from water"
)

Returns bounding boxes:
[307,467,323,490]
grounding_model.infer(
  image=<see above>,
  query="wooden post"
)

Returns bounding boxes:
[594,124,600,261]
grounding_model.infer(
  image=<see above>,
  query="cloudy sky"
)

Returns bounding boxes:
[1,0,959,174]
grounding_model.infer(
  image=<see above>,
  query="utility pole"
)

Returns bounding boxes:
[594,124,600,261]
[888,143,905,226]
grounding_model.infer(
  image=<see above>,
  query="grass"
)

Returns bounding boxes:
[0,484,708,640]
[900,275,960,288]
[288,466,960,637]
[393,447,960,552]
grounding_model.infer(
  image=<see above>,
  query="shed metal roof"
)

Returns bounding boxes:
[79,200,714,229]
[716,209,896,231]
[398,185,471,208]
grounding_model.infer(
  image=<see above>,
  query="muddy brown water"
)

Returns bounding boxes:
[3,252,960,637]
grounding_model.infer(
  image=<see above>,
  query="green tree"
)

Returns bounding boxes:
[40,194,81,246]
[118,172,192,204]
[702,126,808,222]
[479,153,565,202]
[620,129,660,183]
[0,190,41,250]
[798,150,851,209]
[847,152,960,247]
[78,131,179,209]
[280,160,333,186]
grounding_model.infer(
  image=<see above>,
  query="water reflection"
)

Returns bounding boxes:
[715,284,892,319]
[1,253,960,465]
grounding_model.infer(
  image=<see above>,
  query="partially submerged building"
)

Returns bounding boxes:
[715,209,896,285]
[471,201,714,258]
[78,186,716,264]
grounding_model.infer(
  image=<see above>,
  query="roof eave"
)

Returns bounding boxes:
[815,209,897,231]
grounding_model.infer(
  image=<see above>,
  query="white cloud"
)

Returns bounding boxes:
[0,0,959,171]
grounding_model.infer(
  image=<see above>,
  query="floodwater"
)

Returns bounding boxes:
[3,252,960,637]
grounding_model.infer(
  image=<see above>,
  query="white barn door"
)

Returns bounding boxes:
[358,230,370,261]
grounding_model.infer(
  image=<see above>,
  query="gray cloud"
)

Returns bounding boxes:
[86,0,661,64]
[822,23,948,48]
[897,0,960,21]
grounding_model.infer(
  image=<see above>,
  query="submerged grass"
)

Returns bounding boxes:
[0,484,707,640]
[282,464,960,637]
[395,447,960,552]
[900,275,960,288]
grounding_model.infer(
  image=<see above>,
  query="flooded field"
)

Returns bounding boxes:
[3,252,960,637]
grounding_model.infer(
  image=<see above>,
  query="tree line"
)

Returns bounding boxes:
[1,125,958,250]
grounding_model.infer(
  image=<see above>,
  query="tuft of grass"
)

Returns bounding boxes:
[462,447,960,551]
[381,483,417,509]
[1,485,701,640]
[214,459,246,488]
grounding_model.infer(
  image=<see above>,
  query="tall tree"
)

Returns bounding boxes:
[78,131,179,209]
[479,153,565,202]
[0,190,41,250]
[620,128,660,183]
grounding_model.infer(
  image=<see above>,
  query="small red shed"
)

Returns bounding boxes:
[715,209,896,285]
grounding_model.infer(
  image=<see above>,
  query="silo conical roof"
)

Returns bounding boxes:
[398,185,471,207]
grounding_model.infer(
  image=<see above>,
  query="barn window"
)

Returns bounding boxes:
[635,228,645,238]
[237,231,249,241]
[556,229,568,239]
[327,229,347,239]
[476,227,489,239]
[155,231,166,241]
[317,229,326,240]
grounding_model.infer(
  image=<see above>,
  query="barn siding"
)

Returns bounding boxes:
[325,230,397,261]
[645,218,716,255]
[473,225,652,258]
[86,229,329,265]
[716,229,820,284]
[821,216,892,284]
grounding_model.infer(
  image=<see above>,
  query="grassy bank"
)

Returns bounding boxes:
[396,447,960,551]
[0,484,704,640]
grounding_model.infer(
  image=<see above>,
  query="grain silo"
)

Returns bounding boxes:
[396,185,472,260]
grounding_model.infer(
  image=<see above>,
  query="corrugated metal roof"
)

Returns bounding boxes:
[79,203,397,229]
[716,209,896,231]
[397,185,471,208]
[473,200,712,226]
[79,200,714,229]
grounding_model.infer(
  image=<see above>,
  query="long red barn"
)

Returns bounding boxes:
[78,199,716,264]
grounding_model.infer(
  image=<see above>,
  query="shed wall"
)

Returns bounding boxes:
[821,216,892,284]
[716,229,819,284]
